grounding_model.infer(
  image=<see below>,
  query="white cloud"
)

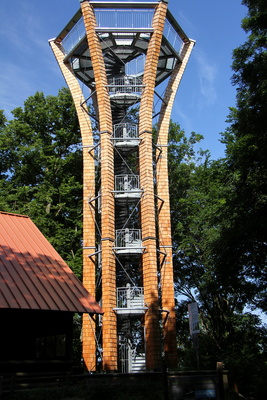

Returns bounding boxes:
[194,50,217,107]
[173,104,193,134]
[177,11,196,35]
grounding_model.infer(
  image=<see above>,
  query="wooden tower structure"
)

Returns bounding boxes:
[50,0,194,373]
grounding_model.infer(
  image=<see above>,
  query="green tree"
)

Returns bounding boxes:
[0,88,83,278]
[218,0,267,311]
[168,119,267,396]
[214,3,267,392]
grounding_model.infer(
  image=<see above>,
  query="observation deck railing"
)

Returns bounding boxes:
[62,17,85,55]
[61,8,153,55]
[163,19,184,54]
[61,9,183,58]
[94,9,154,29]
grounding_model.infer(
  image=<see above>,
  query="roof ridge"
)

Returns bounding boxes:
[0,211,29,218]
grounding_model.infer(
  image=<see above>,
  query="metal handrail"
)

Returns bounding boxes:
[61,9,183,57]
[107,75,144,94]
[164,19,184,54]
[62,17,85,55]
[115,229,142,248]
[113,122,138,139]
[114,175,140,192]
[117,286,145,309]
[95,9,154,29]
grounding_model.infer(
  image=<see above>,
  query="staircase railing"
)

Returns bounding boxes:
[107,76,144,94]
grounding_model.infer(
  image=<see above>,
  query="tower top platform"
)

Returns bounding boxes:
[56,1,188,43]
[53,0,190,89]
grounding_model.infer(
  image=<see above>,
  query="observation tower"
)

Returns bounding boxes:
[50,0,194,373]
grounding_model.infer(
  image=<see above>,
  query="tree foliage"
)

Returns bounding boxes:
[218,0,267,311]
[0,88,83,278]
[169,122,267,397]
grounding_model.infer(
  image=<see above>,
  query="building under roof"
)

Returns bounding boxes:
[0,211,102,380]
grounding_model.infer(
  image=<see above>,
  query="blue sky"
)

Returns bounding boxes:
[0,0,247,159]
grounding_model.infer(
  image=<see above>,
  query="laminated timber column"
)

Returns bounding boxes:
[49,40,97,371]
[80,0,117,371]
[156,39,195,368]
[139,0,168,371]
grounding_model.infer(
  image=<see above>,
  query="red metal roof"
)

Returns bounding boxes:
[0,212,102,314]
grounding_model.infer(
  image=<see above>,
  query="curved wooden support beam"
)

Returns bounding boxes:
[139,0,168,371]
[156,39,195,367]
[50,38,97,371]
[81,0,117,372]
